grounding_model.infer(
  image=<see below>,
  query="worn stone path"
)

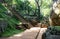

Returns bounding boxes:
[0,27,47,39]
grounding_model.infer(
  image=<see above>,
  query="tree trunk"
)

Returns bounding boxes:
[35,0,42,22]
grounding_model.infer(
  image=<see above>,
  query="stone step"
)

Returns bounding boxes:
[20,27,40,39]
[37,28,47,39]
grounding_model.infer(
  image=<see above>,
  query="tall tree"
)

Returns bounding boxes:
[35,0,42,22]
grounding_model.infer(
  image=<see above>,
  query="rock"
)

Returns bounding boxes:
[46,35,60,39]
[49,0,60,26]
[43,26,60,39]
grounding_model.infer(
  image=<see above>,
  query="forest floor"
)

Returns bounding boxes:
[0,27,47,39]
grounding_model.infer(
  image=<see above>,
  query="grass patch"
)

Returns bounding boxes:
[1,28,24,37]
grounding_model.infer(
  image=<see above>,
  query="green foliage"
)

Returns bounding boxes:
[0,0,53,37]
[4,0,12,5]
[0,3,19,29]
[0,3,24,37]
[15,0,34,15]
[0,3,7,12]
[41,0,52,17]
[0,0,52,26]
[2,28,24,37]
